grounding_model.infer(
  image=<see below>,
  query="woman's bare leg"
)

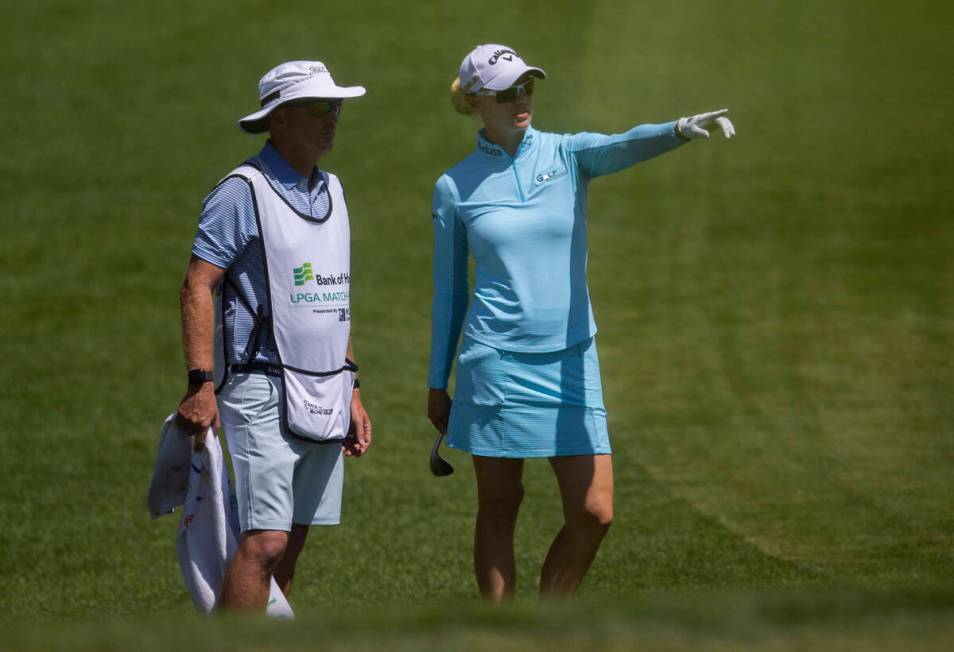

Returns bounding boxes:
[473,455,525,602]
[539,454,614,597]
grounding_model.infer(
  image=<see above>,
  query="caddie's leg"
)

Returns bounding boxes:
[473,455,525,602]
[273,523,309,596]
[539,454,614,597]
[219,529,289,611]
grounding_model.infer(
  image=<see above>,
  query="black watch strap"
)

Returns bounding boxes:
[188,369,214,385]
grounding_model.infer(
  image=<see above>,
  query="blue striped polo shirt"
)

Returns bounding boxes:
[192,140,332,365]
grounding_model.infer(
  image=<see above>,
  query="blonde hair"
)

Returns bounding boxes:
[449,78,474,115]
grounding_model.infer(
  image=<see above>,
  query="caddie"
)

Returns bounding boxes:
[176,60,372,612]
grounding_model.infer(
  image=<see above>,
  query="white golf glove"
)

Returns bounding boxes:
[676,109,736,140]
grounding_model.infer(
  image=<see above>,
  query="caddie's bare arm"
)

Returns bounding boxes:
[177,255,227,448]
[344,336,372,457]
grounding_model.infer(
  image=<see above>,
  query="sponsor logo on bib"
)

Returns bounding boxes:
[290,291,350,305]
[293,262,349,288]
[293,262,314,286]
[290,264,350,307]
[304,399,333,416]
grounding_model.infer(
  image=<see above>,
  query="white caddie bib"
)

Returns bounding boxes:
[223,163,354,443]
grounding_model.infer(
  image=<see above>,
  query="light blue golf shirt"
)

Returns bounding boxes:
[192,141,331,365]
[428,122,685,389]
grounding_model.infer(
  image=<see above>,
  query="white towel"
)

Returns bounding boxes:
[150,413,293,618]
[147,413,193,519]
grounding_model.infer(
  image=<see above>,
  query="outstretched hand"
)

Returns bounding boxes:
[677,109,736,140]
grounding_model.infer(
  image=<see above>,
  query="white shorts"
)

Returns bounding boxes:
[217,372,344,531]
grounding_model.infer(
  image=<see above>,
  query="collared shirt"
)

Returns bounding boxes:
[428,122,685,389]
[192,141,331,364]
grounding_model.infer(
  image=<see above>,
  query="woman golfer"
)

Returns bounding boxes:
[427,43,734,601]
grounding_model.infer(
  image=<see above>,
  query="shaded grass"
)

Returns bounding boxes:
[5,586,954,651]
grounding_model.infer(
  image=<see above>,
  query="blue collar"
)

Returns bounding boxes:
[476,125,536,160]
[258,140,321,191]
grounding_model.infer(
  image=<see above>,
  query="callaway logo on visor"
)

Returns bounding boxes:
[488,49,516,64]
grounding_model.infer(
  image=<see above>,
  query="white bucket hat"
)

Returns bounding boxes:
[238,60,366,133]
[458,44,546,94]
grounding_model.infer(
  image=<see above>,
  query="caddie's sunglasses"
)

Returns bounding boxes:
[476,79,535,103]
[283,99,342,117]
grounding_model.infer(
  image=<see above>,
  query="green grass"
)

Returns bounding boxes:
[1,0,952,648]
[5,587,954,651]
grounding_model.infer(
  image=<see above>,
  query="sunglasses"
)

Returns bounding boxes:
[282,99,342,117]
[476,79,535,103]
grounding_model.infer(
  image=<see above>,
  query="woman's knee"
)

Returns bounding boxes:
[478,482,525,520]
[552,454,614,536]
[587,497,613,529]
[567,497,613,542]
[474,457,525,519]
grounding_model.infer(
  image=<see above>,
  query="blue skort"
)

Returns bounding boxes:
[447,336,611,458]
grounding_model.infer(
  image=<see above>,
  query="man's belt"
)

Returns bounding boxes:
[230,361,283,377]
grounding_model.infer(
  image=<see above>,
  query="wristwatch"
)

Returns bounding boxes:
[187,369,214,385]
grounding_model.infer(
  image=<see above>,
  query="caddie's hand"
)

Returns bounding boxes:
[176,383,220,451]
[677,108,736,140]
[427,388,452,435]
[344,391,372,457]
